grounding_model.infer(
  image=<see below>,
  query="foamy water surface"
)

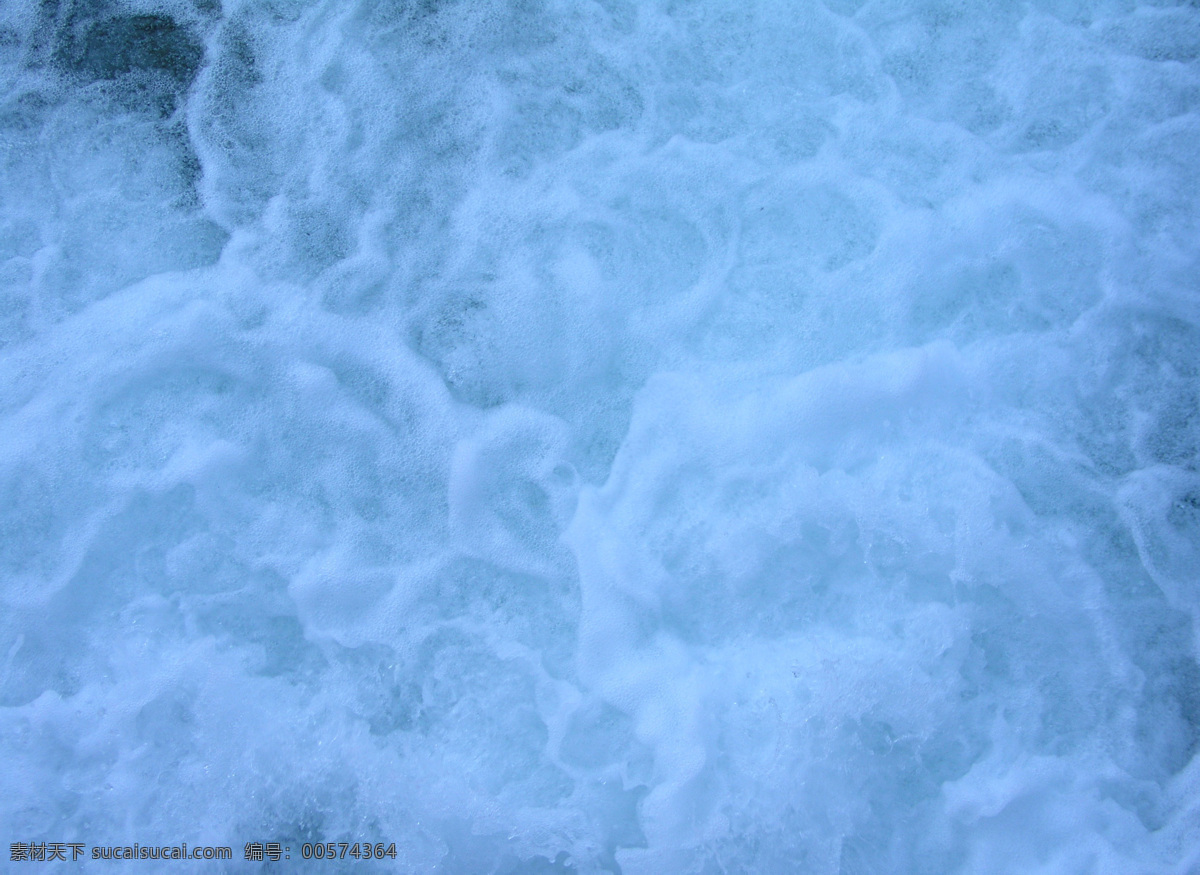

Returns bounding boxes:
[2,0,1199,872]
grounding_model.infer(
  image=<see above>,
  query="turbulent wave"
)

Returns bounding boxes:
[1,0,1198,872]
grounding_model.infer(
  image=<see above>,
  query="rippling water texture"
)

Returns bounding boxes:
[2,1,1199,872]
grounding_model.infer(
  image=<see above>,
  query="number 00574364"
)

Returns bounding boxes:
[300,842,398,860]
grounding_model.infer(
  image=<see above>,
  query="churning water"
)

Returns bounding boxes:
[1,0,1199,872]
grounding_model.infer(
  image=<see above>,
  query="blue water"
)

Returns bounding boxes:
[2,1,1199,872]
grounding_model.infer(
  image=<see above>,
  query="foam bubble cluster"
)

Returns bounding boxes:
[2,0,1198,872]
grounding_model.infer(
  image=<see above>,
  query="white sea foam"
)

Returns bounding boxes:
[1,0,1198,871]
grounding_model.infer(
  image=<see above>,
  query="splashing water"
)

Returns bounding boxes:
[1,1,1198,872]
